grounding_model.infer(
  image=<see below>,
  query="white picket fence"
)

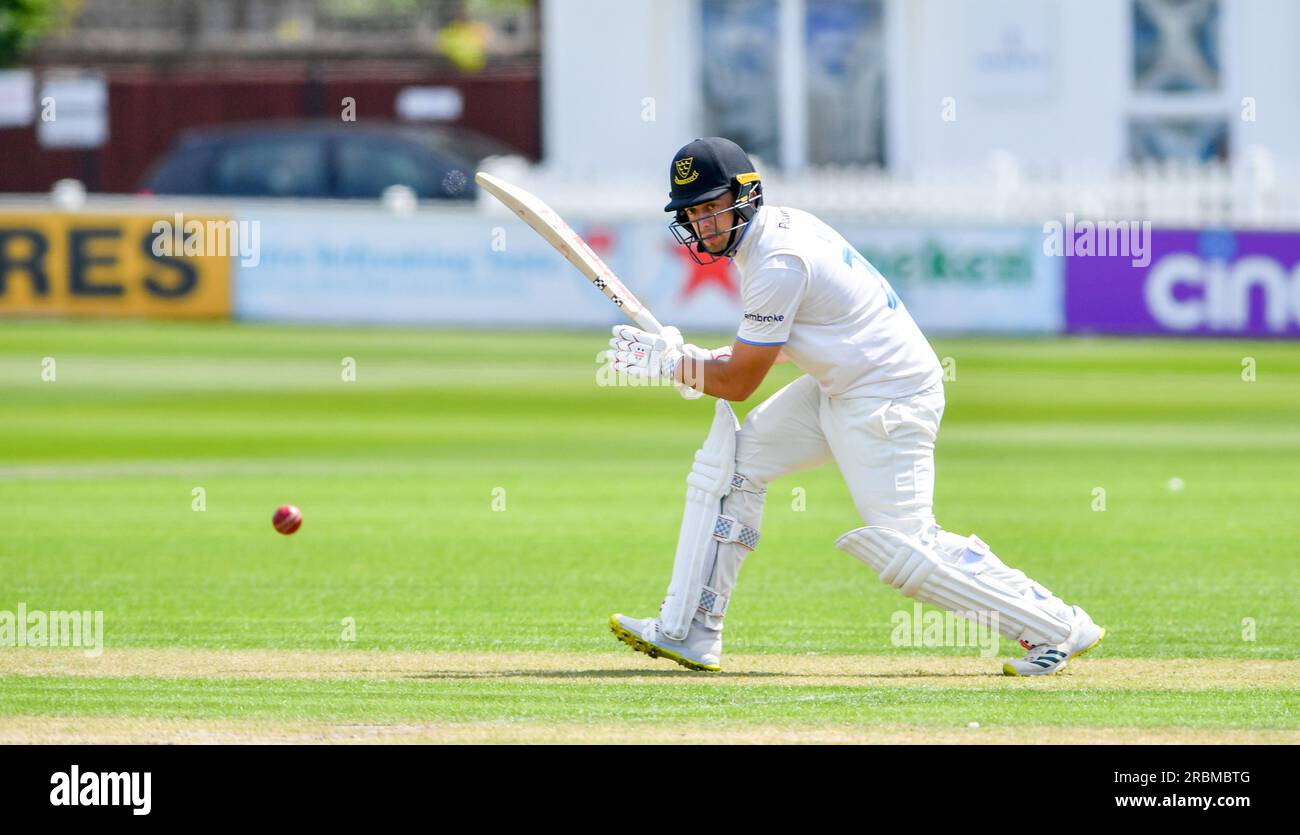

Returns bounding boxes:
[14,150,1300,229]
[479,148,1300,228]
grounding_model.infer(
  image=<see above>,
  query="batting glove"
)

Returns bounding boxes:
[607,324,706,399]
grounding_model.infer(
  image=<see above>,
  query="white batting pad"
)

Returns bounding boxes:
[659,400,741,640]
[836,526,1072,646]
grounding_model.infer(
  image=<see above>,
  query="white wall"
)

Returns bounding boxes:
[890,0,1128,174]
[542,0,702,185]
[1232,0,1300,162]
[875,0,1300,173]
[542,0,1300,178]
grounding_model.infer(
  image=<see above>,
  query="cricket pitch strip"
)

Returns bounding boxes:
[1,650,1296,744]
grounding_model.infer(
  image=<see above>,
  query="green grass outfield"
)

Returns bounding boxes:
[0,321,1297,743]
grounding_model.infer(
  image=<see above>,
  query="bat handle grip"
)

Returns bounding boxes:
[633,310,665,335]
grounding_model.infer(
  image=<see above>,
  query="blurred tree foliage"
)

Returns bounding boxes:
[322,0,529,19]
[322,0,428,15]
[0,0,80,67]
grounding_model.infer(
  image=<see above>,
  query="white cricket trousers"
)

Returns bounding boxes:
[701,373,1073,640]
[735,374,946,543]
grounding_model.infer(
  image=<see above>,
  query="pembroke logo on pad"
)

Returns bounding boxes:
[50,766,151,815]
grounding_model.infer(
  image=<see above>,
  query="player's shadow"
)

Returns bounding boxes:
[404,669,782,680]
[404,669,1000,680]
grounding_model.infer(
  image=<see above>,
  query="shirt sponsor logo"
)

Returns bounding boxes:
[743,311,784,323]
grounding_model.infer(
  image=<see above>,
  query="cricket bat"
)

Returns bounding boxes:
[475,171,664,335]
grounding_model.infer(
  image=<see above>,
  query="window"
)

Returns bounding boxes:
[701,0,782,166]
[805,0,885,166]
[212,137,329,197]
[1133,0,1221,93]
[144,141,219,194]
[701,0,886,169]
[1129,117,1228,162]
[1129,0,1228,162]
[336,137,446,199]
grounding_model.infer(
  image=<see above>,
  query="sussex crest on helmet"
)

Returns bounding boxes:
[674,157,699,185]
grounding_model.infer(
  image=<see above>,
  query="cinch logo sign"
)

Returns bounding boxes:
[1065,229,1300,337]
[1146,252,1300,332]
[0,212,231,318]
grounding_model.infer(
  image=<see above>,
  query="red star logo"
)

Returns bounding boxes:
[582,225,615,254]
[669,243,739,300]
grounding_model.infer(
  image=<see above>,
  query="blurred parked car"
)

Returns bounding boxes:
[138,120,522,200]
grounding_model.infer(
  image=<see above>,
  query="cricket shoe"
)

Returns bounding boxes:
[1003,605,1106,676]
[609,613,722,672]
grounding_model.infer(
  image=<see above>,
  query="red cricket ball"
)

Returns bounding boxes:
[273,504,303,535]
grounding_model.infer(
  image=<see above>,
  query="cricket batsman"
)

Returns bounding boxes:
[606,137,1106,676]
